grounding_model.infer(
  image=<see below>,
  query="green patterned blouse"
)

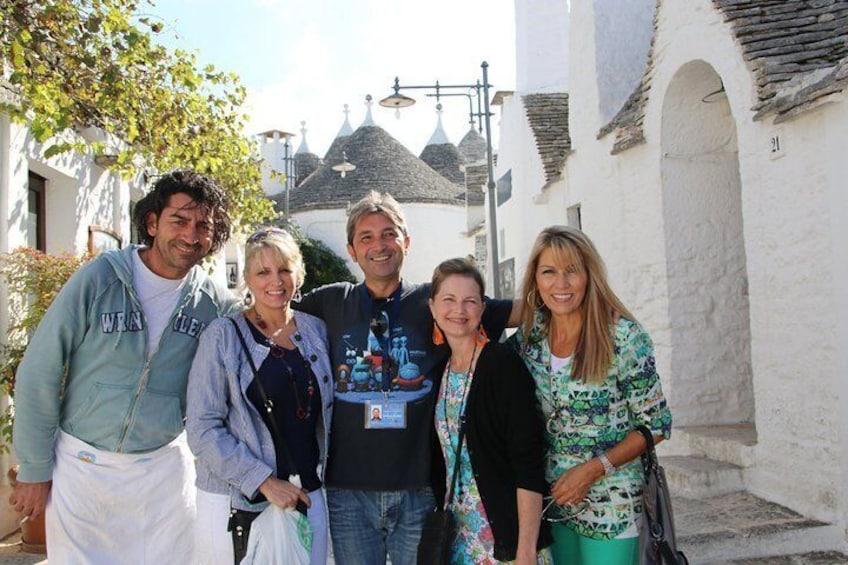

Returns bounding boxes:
[510,313,672,540]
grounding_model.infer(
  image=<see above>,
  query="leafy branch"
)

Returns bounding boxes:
[0,0,276,229]
[0,248,91,451]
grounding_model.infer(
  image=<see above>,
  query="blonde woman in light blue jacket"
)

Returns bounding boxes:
[187,228,334,564]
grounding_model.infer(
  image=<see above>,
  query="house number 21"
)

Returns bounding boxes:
[769,132,784,159]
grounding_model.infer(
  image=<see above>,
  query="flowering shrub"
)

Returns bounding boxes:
[0,247,90,450]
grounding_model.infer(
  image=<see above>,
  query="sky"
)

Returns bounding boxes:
[150,0,517,158]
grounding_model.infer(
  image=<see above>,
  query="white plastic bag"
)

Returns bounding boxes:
[241,475,313,565]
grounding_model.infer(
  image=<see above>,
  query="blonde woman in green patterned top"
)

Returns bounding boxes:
[510,226,672,565]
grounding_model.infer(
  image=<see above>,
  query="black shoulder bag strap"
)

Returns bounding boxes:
[444,420,466,510]
[228,317,299,477]
[444,347,478,511]
[227,317,308,564]
[635,424,656,470]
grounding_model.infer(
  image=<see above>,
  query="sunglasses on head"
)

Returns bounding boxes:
[247,227,291,243]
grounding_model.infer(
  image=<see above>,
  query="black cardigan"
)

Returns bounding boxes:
[431,342,553,561]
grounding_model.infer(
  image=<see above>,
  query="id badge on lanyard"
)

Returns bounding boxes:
[364,286,406,429]
[364,399,407,429]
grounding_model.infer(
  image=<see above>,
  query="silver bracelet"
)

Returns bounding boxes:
[598,453,617,476]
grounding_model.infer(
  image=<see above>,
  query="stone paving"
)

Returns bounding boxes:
[0,530,342,564]
[0,533,44,565]
[0,493,847,564]
[673,491,848,564]
[676,491,828,545]
[729,553,848,564]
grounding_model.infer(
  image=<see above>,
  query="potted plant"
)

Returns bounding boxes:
[0,247,90,552]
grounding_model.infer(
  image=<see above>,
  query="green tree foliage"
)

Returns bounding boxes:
[299,236,357,293]
[0,0,276,229]
[286,227,356,293]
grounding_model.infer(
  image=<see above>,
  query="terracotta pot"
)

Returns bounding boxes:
[7,466,47,554]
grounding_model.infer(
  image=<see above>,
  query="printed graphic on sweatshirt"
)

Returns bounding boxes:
[99,311,206,339]
[100,311,144,333]
[334,318,432,405]
[172,313,207,338]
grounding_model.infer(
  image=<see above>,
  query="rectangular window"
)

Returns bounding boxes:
[498,258,515,299]
[496,170,512,206]
[567,204,582,230]
[129,200,141,245]
[27,172,46,251]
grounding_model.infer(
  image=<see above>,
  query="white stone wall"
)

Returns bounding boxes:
[2,123,141,256]
[740,102,842,522]
[565,0,672,359]
[0,115,142,537]
[491,92,557,295]
[497,0,848,528]
[404,204,474,283]
[660,59,754,427]
[257,133,288,197]
[293,202,472,287]
[514,0,570,93]
[642,0,843,522]
[292,208,351,280]
[827,96,848,534]
[592,0,655,122]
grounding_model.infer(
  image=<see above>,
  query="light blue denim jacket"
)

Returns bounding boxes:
[186,311,334,511]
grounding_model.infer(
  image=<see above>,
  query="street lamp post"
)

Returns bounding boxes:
[283,135,293,221]
[379,61,502,298]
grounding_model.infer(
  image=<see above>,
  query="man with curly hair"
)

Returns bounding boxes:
[10,170,239,563]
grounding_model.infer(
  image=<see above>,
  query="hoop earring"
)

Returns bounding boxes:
[475,325,489,347]
[432,323,445,345]
[526,289,542,310]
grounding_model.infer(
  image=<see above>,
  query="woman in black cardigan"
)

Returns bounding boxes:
[428,258,552,564]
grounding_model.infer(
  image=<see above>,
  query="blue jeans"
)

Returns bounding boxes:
[327,486,435,565]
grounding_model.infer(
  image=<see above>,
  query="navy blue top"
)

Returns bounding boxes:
[246,321,322,492]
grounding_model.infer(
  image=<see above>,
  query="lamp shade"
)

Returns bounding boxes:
[379,92,416,108]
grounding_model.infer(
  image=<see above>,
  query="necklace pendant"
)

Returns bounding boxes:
[254,311,268,330]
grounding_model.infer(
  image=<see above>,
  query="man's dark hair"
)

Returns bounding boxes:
[132,170,232,254]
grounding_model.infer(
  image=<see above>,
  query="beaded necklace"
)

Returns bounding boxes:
[250,310,314,420]
[278,358,315,421]
[252,309,290,358]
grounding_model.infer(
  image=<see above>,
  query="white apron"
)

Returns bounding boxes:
[46,430,196,564]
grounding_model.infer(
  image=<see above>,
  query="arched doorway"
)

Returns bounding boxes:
[660,61,754,428]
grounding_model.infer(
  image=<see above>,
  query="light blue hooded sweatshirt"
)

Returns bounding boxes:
[12,245,239,482]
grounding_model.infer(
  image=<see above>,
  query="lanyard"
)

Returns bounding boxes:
[361,284,403,397]
[440,342,478,507]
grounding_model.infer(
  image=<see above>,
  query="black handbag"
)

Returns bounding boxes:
[417,507,457,565]
[228,507,261,563]
[635,425,689,565]
[417,416,467,565]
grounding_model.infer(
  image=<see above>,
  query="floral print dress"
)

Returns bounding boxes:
[436,365,553,564]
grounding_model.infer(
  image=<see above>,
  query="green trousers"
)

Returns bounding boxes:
[550,522,639,565]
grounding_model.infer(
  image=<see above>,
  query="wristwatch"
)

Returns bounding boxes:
[598,453,616,476]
